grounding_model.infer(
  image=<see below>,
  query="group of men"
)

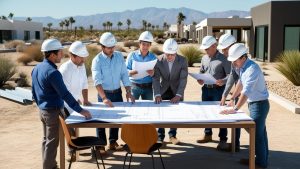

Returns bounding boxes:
[32,31,269,169]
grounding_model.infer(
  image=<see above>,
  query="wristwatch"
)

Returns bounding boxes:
[233,106,239,111]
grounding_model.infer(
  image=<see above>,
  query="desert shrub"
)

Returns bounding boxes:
[179,46,203,67]
[16,44,27,52]
[0,57,16,87]
[150,46,164,56]
[275,50,300,86]
[15,72,29,87]
[4,40,25,49]
[123,41,139,48]
[85,45,101,77]
[17,54,33,65]
[155,38,165,44]
[24,45,43,62]
[115,45,126,52]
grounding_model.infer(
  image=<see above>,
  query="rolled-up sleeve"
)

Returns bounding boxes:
[126,52,133,70]
[241,66,259,98]
[91,55,103,86]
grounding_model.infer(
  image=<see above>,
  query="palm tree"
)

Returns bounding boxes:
[8,13,14,20]
[156,25,159,30]
[163,22,168,31]
[26,17,32,21]
[147,23,151,31]
[152,25,155,31]
[102,22,107,30]
[59,21,65,30]
[47,23,53,32]
[109,22,113,31]
[1,16,7,20]
[117,21,123,30]
[79,26,84,31]
[64,19,70,30]
[69,17,75,30]
[90,25,93,32]
[192,21,197,26]
[142,20,147,30]
[126,19,131,30]
[177,12,186,38]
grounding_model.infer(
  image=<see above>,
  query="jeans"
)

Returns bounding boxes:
[202,85,228,141]
[157,87,182,141]
[132,86,153,100]
[97,90,123,145]
[248,99,269,168]
[39,109,64,169]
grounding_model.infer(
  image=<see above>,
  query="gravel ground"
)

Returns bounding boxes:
[267,80,300,105]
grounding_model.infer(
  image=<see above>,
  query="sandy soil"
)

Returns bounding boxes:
[0,45,300,169]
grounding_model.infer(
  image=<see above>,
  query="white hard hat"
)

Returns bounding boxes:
[228,43,248,61]
[200,36,217,49]
[99,32,117,47]
[163,38,178,54]
[41,39,64,52]
[138,31,153,43]
[69,41,89,57]
[217,34,236,49]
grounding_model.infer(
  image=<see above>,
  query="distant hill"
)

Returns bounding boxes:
[15,7,250,29]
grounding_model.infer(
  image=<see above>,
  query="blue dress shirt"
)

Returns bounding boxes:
[126,50,157,84]
[91,51,131,90]
[240,58,269,102]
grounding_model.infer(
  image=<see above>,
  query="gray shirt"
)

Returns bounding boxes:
[200,51,231,81]
[222,64,240,97]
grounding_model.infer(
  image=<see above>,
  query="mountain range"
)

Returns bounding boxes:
[15,7,250,29]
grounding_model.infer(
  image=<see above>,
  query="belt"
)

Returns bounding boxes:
[104,88,121,94]
[132,82,152,88]
[204,84,223,88]
[249,99,268,104]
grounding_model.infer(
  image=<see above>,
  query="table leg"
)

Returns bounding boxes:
[231,128,236,153]
[249,127,255,169]
[59,123,65,169]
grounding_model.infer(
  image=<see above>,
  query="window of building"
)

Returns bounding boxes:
[24,31,30,41]
[255,26,268,61]
[35,31,40,40]
[0,30,12,43]
[284,26,300,51]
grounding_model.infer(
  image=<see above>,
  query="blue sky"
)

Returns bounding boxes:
[0,0,269,18]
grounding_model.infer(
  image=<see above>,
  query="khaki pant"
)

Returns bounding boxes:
[39,109,64,169]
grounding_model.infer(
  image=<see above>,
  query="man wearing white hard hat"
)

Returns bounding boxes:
[59,41,91,114]
[126,31,157,100]
[221,43,269,169]
[92,32,135,153]
[32,39,91,169]
[217,34,241,151]
[196,36,231,150]
[153,38,188,145]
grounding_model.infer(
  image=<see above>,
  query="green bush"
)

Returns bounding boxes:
[0,58,16,87]
[85,45,101,77]
[275,50,300,86]
[179,46,203,67]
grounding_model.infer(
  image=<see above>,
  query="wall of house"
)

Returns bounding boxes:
[269,1,300,61]
[0,20,43,42]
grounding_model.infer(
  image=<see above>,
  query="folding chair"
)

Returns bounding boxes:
[121,124,166,169]
[59,116,106,169]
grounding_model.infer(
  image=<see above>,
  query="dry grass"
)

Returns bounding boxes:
[4,40,25,49]
[123,41,139,48]
[0,57,16,87]
[150,46,163,56]
[115,45,127,52]
[17,54,33,65]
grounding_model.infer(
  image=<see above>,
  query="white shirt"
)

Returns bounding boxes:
[59,59,88,112]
